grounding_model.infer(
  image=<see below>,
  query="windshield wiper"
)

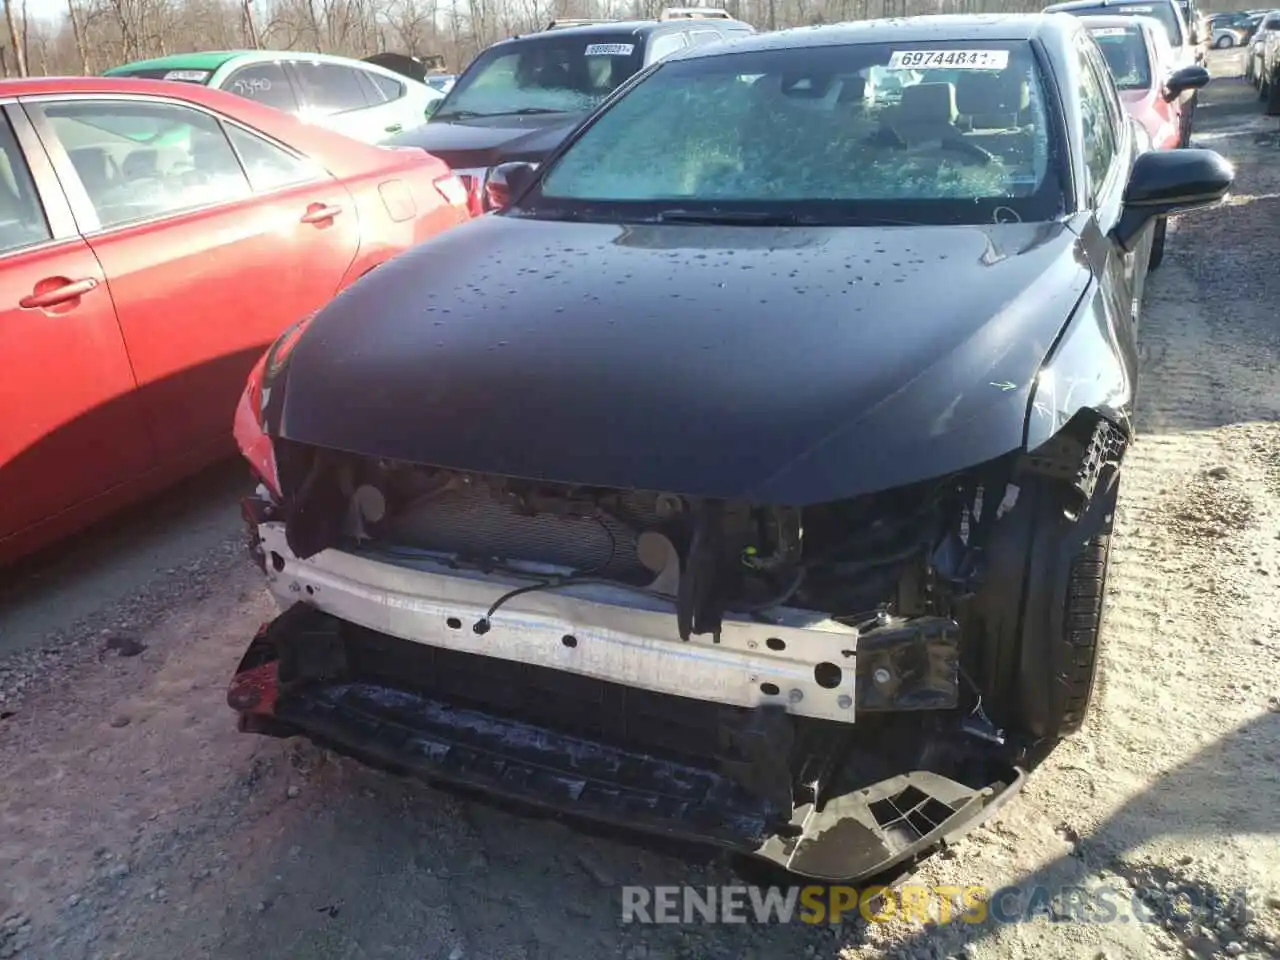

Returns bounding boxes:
[656,209,929,227]
[655,209,812,226]
[434,106,569,121]
[432,108,488,121]
[489,107,570,117]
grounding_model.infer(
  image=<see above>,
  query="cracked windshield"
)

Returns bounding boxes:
[1087,24,1153,90]
[537,40,1063,222]
[436,33,644,118]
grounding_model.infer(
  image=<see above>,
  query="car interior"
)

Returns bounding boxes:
[1094,33,1152,89]
[733,65,1044,198]
[47,108,253,227]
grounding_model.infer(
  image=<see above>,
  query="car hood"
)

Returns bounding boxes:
[386,113,583,168]
[270,216,1092,505]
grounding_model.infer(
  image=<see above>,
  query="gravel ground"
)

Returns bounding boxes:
[1,54,1278,960]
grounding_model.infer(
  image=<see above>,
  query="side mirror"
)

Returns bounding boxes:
[1164,64,1211,101]
[1112,148,1233,251]
[484,161,538,211]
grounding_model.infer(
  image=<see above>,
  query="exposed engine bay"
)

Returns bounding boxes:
[232,421,1121,880]
[274,443,1013,646]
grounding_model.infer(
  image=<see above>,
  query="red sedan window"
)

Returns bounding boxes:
[0,117,52,254]
[223,124,325,192]
[35,99,252,230]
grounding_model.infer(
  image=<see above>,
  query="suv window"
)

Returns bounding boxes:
[686,28,723,48]
[435,33,645,118]
[223,62,299,112]
[292,61,371,114]
[1074,36,1118,200]
[37,99,251,229]
[648,31,690,62]
[0,115,52,255]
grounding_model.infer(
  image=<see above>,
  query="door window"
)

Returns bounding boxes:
[362,69,405,103]
[1074,38,1118,201]
[224,124,324,192]
[0,114,52,255]
[35,99,252,230]
[223,62,299,113]
[292,62,372,115]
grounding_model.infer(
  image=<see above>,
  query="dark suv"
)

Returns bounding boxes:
[386,8,754,212]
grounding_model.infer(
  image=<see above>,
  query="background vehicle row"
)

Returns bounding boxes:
[106,50,445,144]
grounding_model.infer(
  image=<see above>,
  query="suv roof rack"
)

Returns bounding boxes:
[544,17,619,29]
[659,6,734,19]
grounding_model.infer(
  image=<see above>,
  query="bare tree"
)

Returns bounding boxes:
[10,0,1053,79]
[3,0,28,76]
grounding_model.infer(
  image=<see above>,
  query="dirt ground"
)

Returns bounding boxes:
[2,53,1278,960]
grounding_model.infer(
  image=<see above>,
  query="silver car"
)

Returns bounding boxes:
[1247,10,1280,85]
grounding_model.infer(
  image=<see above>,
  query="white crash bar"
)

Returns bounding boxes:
[256,522,860,723]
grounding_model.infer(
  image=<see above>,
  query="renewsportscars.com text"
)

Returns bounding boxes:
[620,884,1252,926]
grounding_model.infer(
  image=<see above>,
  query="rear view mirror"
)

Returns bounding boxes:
[1164,64,1211,101]
[1112,148,1233,251]
[485,161,538,210]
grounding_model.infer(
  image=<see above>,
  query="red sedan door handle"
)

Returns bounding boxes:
[20,277,98,309]
[301,203,342,224]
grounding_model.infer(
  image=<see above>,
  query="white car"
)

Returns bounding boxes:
[105,51,444,143]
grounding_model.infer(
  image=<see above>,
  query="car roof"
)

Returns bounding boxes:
[1045,0,1177,12]
[105,49,415,76]
[498,17,730,45]
[668,13,1077,61]
[1076,13,1153,29]
[104,50,251,74]
[0,75,432,180]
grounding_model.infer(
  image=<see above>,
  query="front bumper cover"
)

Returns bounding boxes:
[229,600,1026,882]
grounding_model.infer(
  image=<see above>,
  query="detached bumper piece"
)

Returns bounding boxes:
[229,604,1025,882]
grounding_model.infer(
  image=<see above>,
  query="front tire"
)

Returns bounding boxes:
[972,430,1123,744]
[1215,35,1233,48]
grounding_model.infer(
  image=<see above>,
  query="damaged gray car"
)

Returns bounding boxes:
[226,14,1233,881]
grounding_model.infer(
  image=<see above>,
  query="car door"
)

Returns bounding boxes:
[22,94,361,465]
[1074,33,1147,337]
[218,59,303,118]
[0,102,151,542]
[288,60,386,143]
[350,66,422,138]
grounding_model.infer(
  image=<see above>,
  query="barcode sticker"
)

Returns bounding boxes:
[1089,27,1132,36]
[164,69,210,82]
[585,43,635,56]
[886,49,1011,70]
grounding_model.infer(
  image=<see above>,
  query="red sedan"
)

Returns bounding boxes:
[1083,15,1210,150]
[0,76,469,567]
